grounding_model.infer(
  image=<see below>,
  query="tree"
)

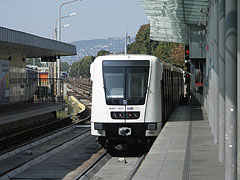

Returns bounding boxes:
[60,62,69,71]
[97,50,110,56]
[127,24,184,68]
[171,44,185,68]
[26,58,42,67]
[69,56,95,77]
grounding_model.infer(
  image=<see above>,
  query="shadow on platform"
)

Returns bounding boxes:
[190,105,204,121]
[0,102,64,132]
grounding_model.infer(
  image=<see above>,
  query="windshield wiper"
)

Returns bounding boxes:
[131,86,148,105]
[103,86,115,104]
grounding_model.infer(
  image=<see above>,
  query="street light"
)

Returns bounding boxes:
[53,24,70,43]
[51,23,70,81]
[58,0,80,41]
[57,0,80,78]
[63,24,70,28]
[68,12,76,17]
[55,10,77,82]
[54,12,76,40]
[56,0,80,97]
[52,11,75,82]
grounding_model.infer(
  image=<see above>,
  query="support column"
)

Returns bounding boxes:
[206,0,211,121]
[218,0,225,162]
[205,41,209,113]
[204,0,209,113]
[208,1,212,128]
[206,12,210,121]
[237,0,240,177]
[213,0,219,144]
[210,0,215,133]
[225,0,237,179]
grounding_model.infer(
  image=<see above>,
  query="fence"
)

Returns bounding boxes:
[9,78,63,103]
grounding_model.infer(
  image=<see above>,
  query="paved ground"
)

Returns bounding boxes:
[133,105,224,180]
[189,106,224,180]
[90,157,140,180]
[1,104,225,180]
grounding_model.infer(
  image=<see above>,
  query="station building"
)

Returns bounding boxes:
[0,26,76,133]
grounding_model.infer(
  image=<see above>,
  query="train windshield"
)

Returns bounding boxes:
[103,60,150,105]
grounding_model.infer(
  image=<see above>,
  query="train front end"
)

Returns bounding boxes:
[90,55,162,148]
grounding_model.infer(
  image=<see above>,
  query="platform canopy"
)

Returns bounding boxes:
[0,26,76,59]
[140,0,208,43]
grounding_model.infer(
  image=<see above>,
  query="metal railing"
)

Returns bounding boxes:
[9,78,63,103]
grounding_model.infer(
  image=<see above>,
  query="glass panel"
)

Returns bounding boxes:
[141,0,208,43]
[102,60,150,105]
[103,67,124,99]
[105,73,124,98]
[103,60,149,67]
[126,67,149,104]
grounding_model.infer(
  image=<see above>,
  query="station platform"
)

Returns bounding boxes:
[0,102,64,132]
[134,105,224,180]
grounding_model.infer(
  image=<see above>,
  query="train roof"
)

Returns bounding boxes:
[95,54,158,61]
[94,54,183,73]
[162,62,183,72]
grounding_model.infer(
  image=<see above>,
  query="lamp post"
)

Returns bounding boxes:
[52,11,75,81]
[51,23,69,82]
[53,24,70,42]
[125,32,130,55]
[58,0,81,41]
[55,12,76,40]
[55,0,79,97]
[56,12,76,83]
[57,0,80,82]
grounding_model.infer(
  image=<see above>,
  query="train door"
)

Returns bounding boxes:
[191,59,205,105]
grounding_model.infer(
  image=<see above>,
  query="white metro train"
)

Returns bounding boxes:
[90,55,184,149]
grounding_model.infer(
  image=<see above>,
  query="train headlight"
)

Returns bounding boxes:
[110,111,140,119]
[94,123,103,130]
[147,123,157,130]
[126,112,140,119]
[111,112,125,119]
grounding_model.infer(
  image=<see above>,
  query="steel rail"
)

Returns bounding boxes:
[0,129,90,179]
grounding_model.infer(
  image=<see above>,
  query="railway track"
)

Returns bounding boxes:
[0,125,91,179]
[66,79,150,180]
[67,81,92,98]
[0,122,76,160]
[0,117,72,152]
[0,80,92,153]
[1,79,147,180]
[0,79,96,179]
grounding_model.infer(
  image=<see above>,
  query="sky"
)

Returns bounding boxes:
[0,0,149,43]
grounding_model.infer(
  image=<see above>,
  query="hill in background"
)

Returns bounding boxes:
[62,37,135,64]
[67,24,185,77]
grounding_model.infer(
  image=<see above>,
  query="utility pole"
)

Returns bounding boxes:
[125,32,130,55]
